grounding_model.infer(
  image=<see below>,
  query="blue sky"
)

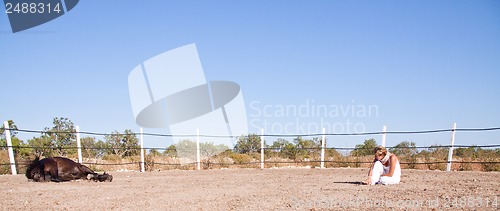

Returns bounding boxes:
[1,1,499,149]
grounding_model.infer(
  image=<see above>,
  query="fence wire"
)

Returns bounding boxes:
[6,126,500,138]
[1,127,499,170]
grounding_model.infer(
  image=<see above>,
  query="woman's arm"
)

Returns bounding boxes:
[363,159,378,184]
[381,155,397,177]
[367,158,377,176]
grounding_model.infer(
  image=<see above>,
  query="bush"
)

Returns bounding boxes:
[0,150,10,174]
[481,160,500,171]
[102,154,122,162]
[229,153,253,164]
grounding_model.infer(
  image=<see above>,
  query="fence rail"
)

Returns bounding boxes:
[1,121,500,174]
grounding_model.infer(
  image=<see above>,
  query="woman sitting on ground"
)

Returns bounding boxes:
[363,146,401,185]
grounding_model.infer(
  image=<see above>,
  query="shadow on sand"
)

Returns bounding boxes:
[333,181,365,185]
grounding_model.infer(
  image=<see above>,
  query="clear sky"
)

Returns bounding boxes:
[1,1,499,149]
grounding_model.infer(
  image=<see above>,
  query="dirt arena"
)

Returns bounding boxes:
[0,168,499,210]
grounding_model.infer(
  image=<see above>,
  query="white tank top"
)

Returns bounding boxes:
[383,155,401,178]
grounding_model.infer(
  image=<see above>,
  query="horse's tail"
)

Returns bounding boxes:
[25,155,41,179]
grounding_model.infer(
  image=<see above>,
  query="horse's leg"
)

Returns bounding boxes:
[48,167,62,182]
[43,162,64,182]
[37,165,52,182]
[78,164,95,180]
[57,166,76,181]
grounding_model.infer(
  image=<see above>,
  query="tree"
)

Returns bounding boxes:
[80,137,107,159]
[426,145,448,160]
[44,117,77,156]
[0,120,18,138]
[292,136,321,159]
[27,136,55,157]
[454,146,481,159]
[282,142,298,160]
[234,134,262,154]
[391,141,418,169]
[0,136,30,158]
[163,145,177,157]
[351,139,378,156]
[104,129,139,157]
[200,142,229,158]
[270,138,289,152]
[148,149,161,157]
[391,141,418,157]
[294,136,320,150]
[174,139,197,161]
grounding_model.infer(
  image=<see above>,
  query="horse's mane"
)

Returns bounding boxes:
[25,156,41,180]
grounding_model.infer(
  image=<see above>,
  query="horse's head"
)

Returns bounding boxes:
[101,172,113,182]
[25,156,41,180]
[91,172,113,182]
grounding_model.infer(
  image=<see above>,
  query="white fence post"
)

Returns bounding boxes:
[446,123,457,172]
[140,128,145,172]
[381,125,387,147]
[3,121,17,175]
[320,128,326,169]
[196,129,201,170]
[76,126,82,164]
[260,128,264,170]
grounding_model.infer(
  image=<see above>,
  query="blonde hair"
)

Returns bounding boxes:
[373,146,387,157]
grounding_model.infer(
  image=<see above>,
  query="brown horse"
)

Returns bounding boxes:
[26,156,103,182]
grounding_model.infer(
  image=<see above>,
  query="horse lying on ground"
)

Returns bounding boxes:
[25,156,112,182]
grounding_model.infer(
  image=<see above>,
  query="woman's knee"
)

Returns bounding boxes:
[372,161,383,171]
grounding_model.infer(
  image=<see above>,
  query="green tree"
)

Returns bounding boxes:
[282,142,298,160]
[44,117,77,156]
[293,136,321,159]
[0,120,18,138]
[391,141,418,157]
[270,138,289,152]
[27,136,55,157]
[391,141,418,169]
[163,145,177,157]
[234,134,262,154]
[148,149,161,157]
[104,129,139,157]
[1,120,23,154]
[454,146,481,159]
[174,139,197,161]
[200,142,229,158]
[351,139,378,156]
[427,145,448,160]
[294,136,320,150]
[80,137,107,159]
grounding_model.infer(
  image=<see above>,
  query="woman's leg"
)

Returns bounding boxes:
[379,176,400,185]
[370,161,384,185]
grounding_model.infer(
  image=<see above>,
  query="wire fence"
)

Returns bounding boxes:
[10,126,500,137]
[1,125,500,173]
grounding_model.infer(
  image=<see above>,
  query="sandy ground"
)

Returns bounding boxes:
[0,168,499,210]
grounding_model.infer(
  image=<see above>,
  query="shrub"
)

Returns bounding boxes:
[102,154,122,162]
[230,153,252,164]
